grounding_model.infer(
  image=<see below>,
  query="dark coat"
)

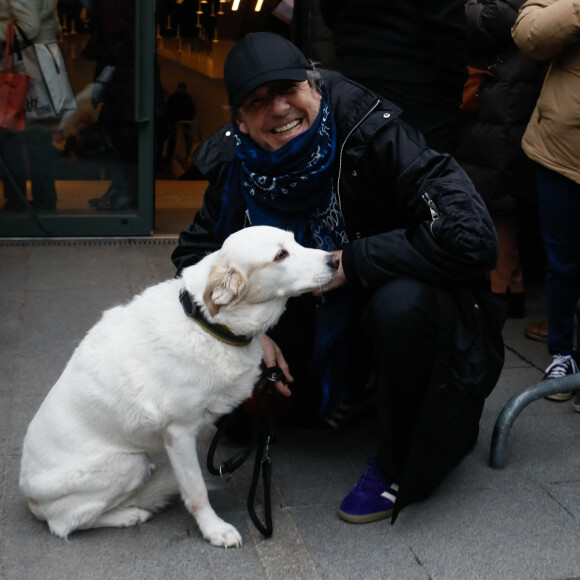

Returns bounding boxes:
[319,0,467,153]
[172,70,504,517]
[319,0,467,106]
[455,0,547,211]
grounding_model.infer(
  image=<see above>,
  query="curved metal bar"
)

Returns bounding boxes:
[490,373,580,469]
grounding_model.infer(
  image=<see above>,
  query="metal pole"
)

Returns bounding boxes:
[489,373,580,469]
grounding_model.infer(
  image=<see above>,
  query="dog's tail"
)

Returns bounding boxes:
[122,464,180,513]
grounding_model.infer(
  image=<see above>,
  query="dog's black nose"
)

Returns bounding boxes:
[327,254,340,270]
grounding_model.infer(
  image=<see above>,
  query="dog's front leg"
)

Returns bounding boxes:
[163,424,242,548]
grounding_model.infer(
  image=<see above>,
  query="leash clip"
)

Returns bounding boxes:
[262,435,272,464]
[265,367,286,385]
[218,464,232,482]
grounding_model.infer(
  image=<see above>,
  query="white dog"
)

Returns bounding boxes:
[19,226,339,548]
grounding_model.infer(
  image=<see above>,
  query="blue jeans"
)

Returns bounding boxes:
[536,164,580,355]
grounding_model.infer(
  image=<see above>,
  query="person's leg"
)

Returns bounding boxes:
[165,121,178,162]
[490,211,525,318]
[490,211,523,294]
[0,131,28,209]
[360,278,440,482]
[26,130,57,211]
[338,278,441,523]
[536,165,580,357]
[182,124,193,157]
[536,165,580,400]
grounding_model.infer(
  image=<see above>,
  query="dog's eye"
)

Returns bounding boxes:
[274,249,289,262]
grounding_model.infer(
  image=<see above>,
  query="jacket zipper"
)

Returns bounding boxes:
[336,99,381,223]
[421,192,439,237]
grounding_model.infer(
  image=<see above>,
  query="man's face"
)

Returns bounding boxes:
[236,80,322,152]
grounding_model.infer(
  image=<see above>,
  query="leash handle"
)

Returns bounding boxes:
[247,432,274,537]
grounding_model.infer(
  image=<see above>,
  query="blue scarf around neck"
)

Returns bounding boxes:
[215,91,348,251]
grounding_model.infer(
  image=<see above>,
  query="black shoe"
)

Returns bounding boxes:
[89,187,115,208]
[93,194,133,211]
[543,354,579,401]
[2,200,28,212]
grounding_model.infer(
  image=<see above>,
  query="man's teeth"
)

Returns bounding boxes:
[273,120,301,133]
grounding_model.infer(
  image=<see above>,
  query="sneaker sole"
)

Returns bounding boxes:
[544,392,573,402]
[573,400,580,413]
[337,507,393,524]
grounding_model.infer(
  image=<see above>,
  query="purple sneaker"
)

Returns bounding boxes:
[338,459,398,524]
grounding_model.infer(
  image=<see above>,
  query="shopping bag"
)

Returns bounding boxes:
[0,23,29,130]
[31,42,77,117]
[16,26,77,122]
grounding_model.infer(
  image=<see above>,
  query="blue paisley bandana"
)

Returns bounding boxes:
[215,90,349,251]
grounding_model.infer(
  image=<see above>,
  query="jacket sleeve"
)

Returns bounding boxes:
[171,124,237,274]
[511,0,580,60]
[170,181,223,274]
[341,122,498,291]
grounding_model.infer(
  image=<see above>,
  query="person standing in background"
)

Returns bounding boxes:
[455,0,546,319]
[320,0,467,154]
[0,0,60,212]
[81,0,138,211]
[512,0,580,408]
[163,81,196,164]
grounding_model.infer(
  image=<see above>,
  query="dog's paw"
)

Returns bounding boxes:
[123,507,154,526]
[100,507,154,528]
[203,521,243,548]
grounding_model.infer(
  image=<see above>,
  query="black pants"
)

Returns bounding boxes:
[360,278,440,482]
[271,278,441,481]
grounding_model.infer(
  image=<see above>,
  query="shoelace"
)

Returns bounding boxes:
[545,354,580,379]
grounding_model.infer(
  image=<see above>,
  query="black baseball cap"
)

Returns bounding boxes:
[224,32,311,110]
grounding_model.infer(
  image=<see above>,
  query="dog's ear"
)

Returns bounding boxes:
[203,263,247,317]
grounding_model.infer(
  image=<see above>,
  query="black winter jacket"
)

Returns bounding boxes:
[455,0,546,210]
[172,71,504,517]
[173,71,498,286]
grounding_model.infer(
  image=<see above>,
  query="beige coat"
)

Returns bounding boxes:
[0,0,59,44]
[511,0,580,184]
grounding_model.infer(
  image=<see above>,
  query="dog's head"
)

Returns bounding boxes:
[202,226,339,318]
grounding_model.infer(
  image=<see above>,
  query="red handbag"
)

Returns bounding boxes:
[0,23,29,131]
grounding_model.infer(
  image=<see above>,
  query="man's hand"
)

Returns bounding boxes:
[314,250,347,295]
[259,334,293,397]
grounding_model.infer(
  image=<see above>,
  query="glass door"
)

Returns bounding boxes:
[0,0,155,237]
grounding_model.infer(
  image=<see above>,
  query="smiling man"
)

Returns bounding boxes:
[236,79,322,152]
[171,32,505,526]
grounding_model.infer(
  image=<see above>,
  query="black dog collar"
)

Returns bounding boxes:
[179,289,253,347]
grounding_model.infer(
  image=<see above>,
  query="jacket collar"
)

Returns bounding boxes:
[193,71,401,180]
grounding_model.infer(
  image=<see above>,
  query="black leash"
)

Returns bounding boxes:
[206,364,285,538]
